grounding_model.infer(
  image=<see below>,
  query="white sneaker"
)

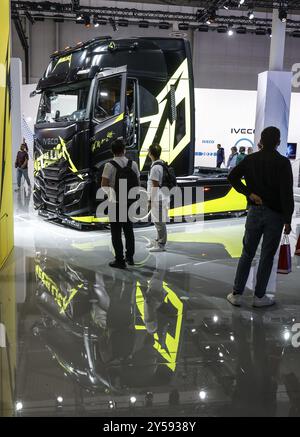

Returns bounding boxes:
[253,295,275,308]
[149,244,166,253]
[146,240,156,249]
[227,292,242,307]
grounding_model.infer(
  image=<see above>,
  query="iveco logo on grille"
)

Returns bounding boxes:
[42,138,59,146]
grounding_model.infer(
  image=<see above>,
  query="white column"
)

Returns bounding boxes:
[10,58,23,185]
[254,8,292,156]
[269,9,286,71]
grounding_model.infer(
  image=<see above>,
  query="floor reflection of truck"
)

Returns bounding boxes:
[33,36,246,229]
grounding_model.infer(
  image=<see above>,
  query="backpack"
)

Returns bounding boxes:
[152,161,177,190]
[110,160,139,202]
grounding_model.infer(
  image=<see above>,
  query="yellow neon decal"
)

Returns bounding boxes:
[35,264,83,314]
[70,216,109,223]
[135,281,183,372]
[91,130,115,153]
[168,187,247,217]
[52,54,72,71]
[34,137,83,180]
[139,58,191,170]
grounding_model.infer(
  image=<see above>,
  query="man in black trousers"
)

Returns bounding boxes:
[102,139,140,269]
[227,126,294,308]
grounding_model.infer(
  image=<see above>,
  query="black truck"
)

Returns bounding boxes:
[33,36,246,229]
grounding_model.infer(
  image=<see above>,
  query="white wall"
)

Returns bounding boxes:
[195,88,300,168]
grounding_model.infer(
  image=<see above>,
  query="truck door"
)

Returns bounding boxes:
[90,66,127,168]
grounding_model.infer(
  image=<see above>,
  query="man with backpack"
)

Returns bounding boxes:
[147,144,177,253]
[102,139,140,269]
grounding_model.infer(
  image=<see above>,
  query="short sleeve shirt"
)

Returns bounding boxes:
[102,156,140,188]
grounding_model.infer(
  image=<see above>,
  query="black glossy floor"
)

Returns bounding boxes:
[1,189,300,417]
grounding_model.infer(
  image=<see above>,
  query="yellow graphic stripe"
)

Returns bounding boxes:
[139,58,191,170]
[34,137,83,180]
[169,187,247,217]
[0,0,13,269]
[35,264,83,314]
[136,282,183,372]
[71,216,109,224]
[52,54,72,71]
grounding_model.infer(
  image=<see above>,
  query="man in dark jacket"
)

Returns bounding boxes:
[216,144,225,168]
[227,126,294,308]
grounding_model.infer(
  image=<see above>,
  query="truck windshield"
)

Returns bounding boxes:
[37,83,90,124]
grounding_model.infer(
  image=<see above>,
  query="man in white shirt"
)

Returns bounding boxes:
[102,139,140,269]
[147,144,169,253]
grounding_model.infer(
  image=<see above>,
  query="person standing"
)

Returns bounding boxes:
[216,144,225,168]
[236,146,247,165]
[227,126,294,308]
[101,139,140,269]
[247,146,254,155]
[15,143,31,191]
[227,146,239,170]
[147,144,170,253]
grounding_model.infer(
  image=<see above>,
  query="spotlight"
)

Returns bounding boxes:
[16,401,23,411]
[227,26,234,36]
[206,8,217,24]
[199,390,207,400]
[236,26,247,34]
[198,24,209,32]
[217,25,228,33]
[139,20,149,28]
[255,28,267,35]
[118,19,129,27]
[54,15,64,23]
[159,22,171,29]
[239,0,245,4]
[130,396,137,404]
[279,7,287,23]
[57,396,63,403]
[267,27,272,37]
[109,400,116,409]
[178,22,189,31]
[76,14,83,21]
[248,11,255,20]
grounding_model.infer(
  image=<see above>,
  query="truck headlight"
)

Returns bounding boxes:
[65,180,86,195]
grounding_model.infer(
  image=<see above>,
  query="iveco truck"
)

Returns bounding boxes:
[33,36,246,229]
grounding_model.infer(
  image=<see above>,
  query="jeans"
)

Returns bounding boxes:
[234,205,284,298]
[17,168,31,187]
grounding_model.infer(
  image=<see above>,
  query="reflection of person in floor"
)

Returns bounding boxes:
[231,313,281,416]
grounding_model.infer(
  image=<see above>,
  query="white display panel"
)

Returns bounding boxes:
[195,88,300,168]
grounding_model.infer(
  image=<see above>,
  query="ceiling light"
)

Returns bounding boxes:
[228,26,234,36]
[279,7,287,23]
[236,26,247,34]
[199,391,207,400]
[217,25,228,33]
[239,0,245,4]
[76,14,83,21]
[118,19,129,27]
[16,401,23,411]
[255,28,267,35]
[248,11,255,20]
[159,22,171,29]
[130,396,137,404]
[57,396,63,403]
[198,24,209,32]
[139,20,149,28]
[178,22,189,31]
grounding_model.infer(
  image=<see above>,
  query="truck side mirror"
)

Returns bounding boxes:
[139,86,159,118]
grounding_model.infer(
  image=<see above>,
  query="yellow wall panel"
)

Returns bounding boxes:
[0,0,13,269]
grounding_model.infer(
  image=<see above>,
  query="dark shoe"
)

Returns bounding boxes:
[109,260,126,270]
[126,258,135,266]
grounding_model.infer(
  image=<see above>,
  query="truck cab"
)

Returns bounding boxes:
[33,37,195,229]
